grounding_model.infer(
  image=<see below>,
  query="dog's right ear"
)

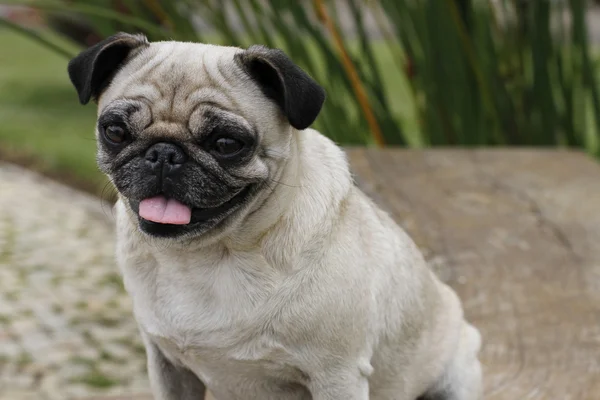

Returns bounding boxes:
[235,45,325,130]
[68,33,149,105]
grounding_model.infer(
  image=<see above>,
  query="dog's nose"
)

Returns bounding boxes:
[144,142,187,176]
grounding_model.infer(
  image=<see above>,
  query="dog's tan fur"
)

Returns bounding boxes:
[70,35,482,400]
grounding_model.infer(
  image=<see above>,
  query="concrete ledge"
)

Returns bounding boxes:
[347,149,600,399]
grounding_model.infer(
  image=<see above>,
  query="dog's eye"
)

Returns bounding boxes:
[213,137,244,156]
[103,125,128,144]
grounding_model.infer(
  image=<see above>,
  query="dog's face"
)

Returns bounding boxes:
[68,33,325,239]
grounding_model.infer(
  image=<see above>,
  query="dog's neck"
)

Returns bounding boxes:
[225,129,353,269]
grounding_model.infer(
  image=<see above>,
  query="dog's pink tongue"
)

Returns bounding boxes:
[139,196,192,225]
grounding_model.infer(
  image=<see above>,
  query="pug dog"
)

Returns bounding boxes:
[67,33,482,400]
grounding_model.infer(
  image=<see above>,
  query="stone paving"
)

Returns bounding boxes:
[0,163,149,400]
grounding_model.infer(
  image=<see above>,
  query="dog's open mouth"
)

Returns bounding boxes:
[135,185,254,226]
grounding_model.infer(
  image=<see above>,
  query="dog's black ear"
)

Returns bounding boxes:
[68,33,149,104]
[235,45,326,130]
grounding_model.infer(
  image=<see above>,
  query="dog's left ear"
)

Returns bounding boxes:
[68,32,149,105]
[235,45,326,130]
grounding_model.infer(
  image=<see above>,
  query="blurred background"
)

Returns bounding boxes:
[1,1,599,399]
[1,0,600,197]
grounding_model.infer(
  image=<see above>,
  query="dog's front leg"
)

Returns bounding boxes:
[308,369,369,400]
[142,334,206,400]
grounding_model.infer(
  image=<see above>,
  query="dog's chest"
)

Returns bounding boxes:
[125,249,271,333]
[123,248,309,394]
[154,329,309,397]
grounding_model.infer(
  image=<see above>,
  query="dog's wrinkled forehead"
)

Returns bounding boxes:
[68,33,326,133]
[100,42,255,124]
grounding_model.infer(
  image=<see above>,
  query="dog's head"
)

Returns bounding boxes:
[68,33,325,239]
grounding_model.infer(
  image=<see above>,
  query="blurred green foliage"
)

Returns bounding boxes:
[0,0,599,156]
[0,30,104,193]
